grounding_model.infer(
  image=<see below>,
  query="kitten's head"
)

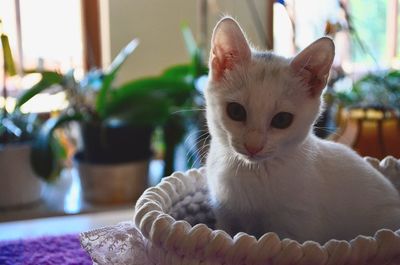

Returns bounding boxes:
[205,17,334,163]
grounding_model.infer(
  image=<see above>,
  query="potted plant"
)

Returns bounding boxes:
[335,70,400,111]
[32,26,207,204]
[330,70,400,158]
[158,25,208,177]
[1,24,65,207]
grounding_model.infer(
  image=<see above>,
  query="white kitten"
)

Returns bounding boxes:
[205,17,400,243]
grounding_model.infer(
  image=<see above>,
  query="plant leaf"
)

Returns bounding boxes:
[96,38,139,118]
[104,77,194,125]
[162,64,192,80]
[1,33,16,76]
[15,71,64,110]
[181,23,208,78]
[106,95,171,126]
[181,23,197,58]
[31,112,83,181]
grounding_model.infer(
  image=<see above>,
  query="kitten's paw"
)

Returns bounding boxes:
[380,156,400,190]
[364,156,380,170]
[366,156,400,191]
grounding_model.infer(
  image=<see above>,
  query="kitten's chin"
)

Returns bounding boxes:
[236,152,271,164]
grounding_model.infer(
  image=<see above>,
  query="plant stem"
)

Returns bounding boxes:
[2,73,7,104]
[2,69,8,143]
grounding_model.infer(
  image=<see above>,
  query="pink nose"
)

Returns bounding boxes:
[244,144,263,156]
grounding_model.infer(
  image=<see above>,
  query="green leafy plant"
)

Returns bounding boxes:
[32,24,208,181]
[335,70,400,111]
[0,71,64,143]
[1,21,67,179]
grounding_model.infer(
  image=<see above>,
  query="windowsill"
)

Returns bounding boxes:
[0,160,164,223]
[0,208,134,241]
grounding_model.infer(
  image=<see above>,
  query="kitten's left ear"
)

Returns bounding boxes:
[290,37,335,97]
[209,17,251,81]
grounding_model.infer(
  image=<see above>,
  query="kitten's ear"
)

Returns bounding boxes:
[210,17,251,81]
[290,37,335,97]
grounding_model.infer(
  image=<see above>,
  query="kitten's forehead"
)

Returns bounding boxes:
[252,52,293,93]
[219,53,298,104]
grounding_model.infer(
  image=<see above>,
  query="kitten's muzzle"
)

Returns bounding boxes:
[244,144,263,157]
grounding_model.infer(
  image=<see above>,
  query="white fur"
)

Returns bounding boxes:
[205,17,400,243]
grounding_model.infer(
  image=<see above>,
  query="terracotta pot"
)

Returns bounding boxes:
[74,152,149,204]
[0,143,43,208]
[331,106,400,159]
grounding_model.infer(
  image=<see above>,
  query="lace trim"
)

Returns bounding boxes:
[80,222,150,265]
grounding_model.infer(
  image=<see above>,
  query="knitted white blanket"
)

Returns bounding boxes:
[81,156,400,265]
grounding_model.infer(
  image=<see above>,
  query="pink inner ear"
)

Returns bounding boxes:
[211,47,240,81]
[290,50,334,97]
[209,17,251,82]
[291,38,335,97]
[295,64,329,97]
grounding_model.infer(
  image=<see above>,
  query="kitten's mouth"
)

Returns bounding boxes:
[235,150,270,163]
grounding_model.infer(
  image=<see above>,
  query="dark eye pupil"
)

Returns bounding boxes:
[271,112,293,129]
[227,102,246,121]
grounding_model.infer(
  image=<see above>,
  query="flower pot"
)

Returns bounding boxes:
[80,122,154,164]
[74,122,154,204]
[0,143,43,208]
[74,152,149,204]
[331,106,400,159]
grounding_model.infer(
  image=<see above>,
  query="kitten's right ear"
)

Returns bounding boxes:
[290,37,335,97]
[210,17,251,81]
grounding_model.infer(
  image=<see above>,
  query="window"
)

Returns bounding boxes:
[273,0,400,73]
[0,0,83,74]
[349,0,388,68]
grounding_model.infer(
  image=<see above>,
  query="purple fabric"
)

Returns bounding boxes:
[0,234,92,265]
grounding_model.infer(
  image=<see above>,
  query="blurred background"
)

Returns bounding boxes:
[0,0,399,240]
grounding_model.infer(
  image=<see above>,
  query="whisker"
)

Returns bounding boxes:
[183,130,201,147]
[171,108,206,115]
[183,129,209,150]
[235,156,240,178]
[198,145,211,166]
[190,143,210,167]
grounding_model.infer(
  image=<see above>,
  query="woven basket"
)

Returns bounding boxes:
[134,156,400,265]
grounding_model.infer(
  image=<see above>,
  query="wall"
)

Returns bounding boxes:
[100,0,267,85]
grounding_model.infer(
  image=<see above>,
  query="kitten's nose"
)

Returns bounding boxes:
[244,144,263,156]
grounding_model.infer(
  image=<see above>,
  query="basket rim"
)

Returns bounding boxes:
[134,157,400,264]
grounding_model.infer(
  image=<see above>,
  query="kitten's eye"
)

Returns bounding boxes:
[226,102,247,121]
[271,112,293,129]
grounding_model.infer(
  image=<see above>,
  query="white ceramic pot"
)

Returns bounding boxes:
[75,156,149,204]
[0,144,43,208]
